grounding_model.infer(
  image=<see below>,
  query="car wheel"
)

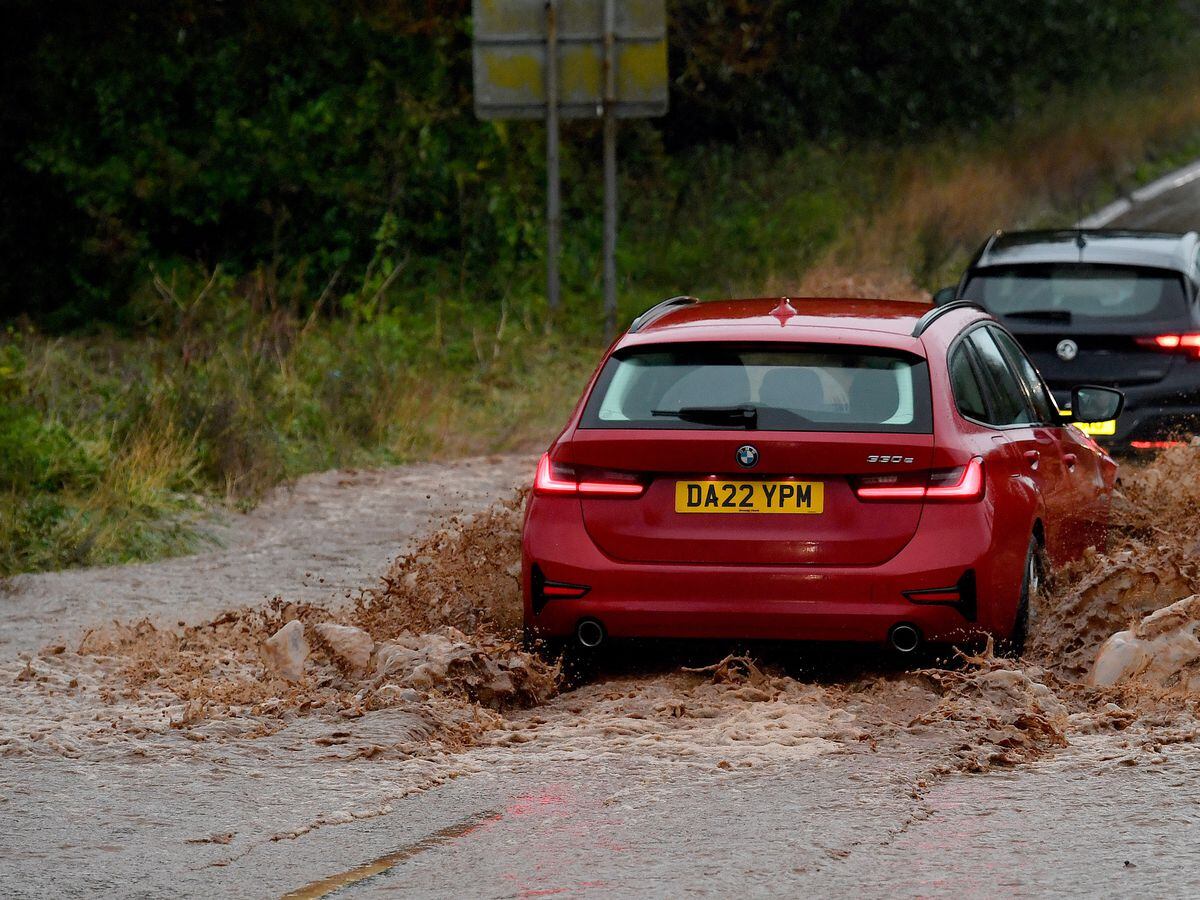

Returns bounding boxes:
[1001,535,1042,658]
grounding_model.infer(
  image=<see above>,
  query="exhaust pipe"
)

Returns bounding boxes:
[888,623,922,654]
[576,619,605,649]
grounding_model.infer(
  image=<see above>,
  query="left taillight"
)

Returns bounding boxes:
[854,457,984,503]
[533,453,646,497]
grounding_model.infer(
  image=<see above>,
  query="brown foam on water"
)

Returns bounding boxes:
[1030,443,1200,695]
[7,446,1200,779]
[352,489,529,640]
[1030,545,1198,678]
[908,649,1069,772]
[1,490,552,759]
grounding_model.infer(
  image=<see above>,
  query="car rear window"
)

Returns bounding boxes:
[580,343,932,432]
[962,264,1188,322]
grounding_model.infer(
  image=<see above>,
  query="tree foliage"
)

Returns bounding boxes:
[667,0,1182,145]
[0,0,1191,325]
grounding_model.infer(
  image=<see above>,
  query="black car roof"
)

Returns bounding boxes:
[969,229,1200,275]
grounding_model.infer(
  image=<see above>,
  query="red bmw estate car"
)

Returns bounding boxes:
[522,297,1121,658]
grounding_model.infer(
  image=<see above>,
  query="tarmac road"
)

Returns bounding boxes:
[1079,159,1200,232]
[6,654,1199,899]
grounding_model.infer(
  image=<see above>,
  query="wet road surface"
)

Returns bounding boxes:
[6,697,1200,898]
[314,741,1200,898]
[1,455,534,654]
[1080,158,1200,231]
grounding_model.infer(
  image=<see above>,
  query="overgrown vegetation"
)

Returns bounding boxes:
[3,3,1200,574]
[3,0,1192,324]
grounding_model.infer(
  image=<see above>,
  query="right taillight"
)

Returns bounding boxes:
[1135,334,1200,357]
[855,457,984,503]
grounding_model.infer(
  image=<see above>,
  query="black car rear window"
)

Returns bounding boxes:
[579,343,933,433]
[962,264,1188,322]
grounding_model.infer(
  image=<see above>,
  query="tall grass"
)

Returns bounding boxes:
[806,78,1200,292]
[1,299,597,574]
[6,76,1200,575]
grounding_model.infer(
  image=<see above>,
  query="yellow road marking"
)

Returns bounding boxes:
[282,809,501,899]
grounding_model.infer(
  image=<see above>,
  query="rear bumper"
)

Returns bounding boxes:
[527,583,974,645]
[522,495,1026,646]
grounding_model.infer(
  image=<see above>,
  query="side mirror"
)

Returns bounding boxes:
[932,286,958,306]
[1070,385,1124,423]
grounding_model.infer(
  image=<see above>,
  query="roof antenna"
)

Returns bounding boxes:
[1075,231,1087,261]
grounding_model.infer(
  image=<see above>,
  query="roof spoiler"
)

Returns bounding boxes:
[628,295,700,333]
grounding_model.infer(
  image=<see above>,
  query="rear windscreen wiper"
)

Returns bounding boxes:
[652,405,758,428]
[1004,309,1072,323]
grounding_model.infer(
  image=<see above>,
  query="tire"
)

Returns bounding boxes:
[1002,535,1042,658]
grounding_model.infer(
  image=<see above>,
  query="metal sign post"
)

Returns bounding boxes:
[472,0,667,337]
[544,1,561,316]
[601,0,617,338]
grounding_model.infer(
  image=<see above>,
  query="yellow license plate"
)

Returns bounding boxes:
[1072,420,1116,436]
[674,480,824,514]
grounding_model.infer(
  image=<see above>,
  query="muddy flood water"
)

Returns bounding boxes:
[4,446,1200,896]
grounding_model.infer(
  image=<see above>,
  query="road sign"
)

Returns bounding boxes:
[473,0,668,120]
[472,1,668,337]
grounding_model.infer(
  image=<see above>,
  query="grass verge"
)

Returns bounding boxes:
[5,75,1200,575]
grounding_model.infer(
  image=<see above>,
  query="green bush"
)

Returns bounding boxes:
[0,338,207,574]
[0,344,99,493]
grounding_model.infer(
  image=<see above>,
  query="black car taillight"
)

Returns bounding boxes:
[1134,334,1200,358]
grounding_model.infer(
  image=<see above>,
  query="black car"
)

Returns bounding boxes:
[937,229,1200,448]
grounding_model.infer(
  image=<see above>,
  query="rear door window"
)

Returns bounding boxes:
[581,343,933,433]
[966,329,1036,426]
[989,326,1058,423]
[949,344,989,422]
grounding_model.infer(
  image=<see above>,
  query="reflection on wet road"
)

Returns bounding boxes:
[271,739,1200,898]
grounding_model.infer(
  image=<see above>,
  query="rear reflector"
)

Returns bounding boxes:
[1135,334,1200,356]
[529,564,590,615]
[533,453,646,497]
[855,457,984,502]
[542,584,590,598]
[904,569,978,621]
